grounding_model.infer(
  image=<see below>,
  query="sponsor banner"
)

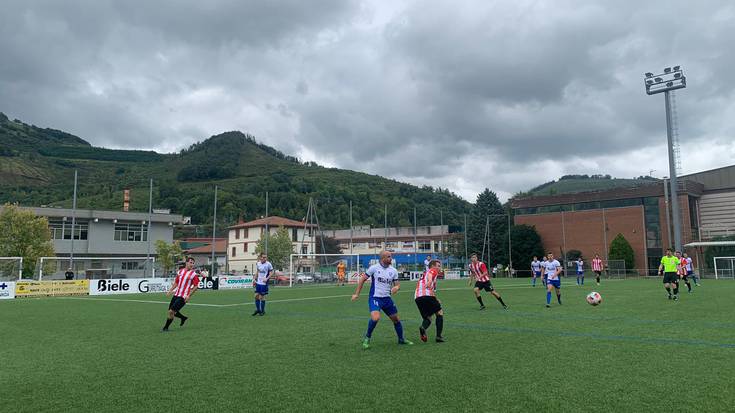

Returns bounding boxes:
[218,275,253,289]
[89,278,173,296]
[15,280,89,298]
[0,281,15,299]
[198,276,219,290]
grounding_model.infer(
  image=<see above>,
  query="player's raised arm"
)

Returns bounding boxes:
[351,273,369,301]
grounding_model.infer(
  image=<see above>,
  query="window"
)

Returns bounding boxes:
[114,223,147,242]
[418,241,432,251]
[292,228,298,241]
[302,245,308,254]
[235,229,240,240]
[49,220,88,240]
[243,228,249,238]
[643,197,661,249]
[232,247,236,257]
[243,243,248,252]
[122,261,140,270]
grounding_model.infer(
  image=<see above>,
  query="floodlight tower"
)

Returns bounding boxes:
[644,66,686,252]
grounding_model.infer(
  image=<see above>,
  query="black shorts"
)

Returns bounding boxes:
[663,272,678,284]
[594,271,602,276]
[415,296,442,319]
[474,281,494,292]
[680,273,689,282]
[169,296,186,312]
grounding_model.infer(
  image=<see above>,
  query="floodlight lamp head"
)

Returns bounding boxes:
[674,73,681,79]
[664,67,672,73]
[645,72,654,78]
[654,77,663,83]
[673,65,681,71]
[646,79,654,85]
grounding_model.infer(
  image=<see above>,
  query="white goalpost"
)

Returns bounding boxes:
[713,256,735,279]
[38,256,157,280]
[0,257,23,280]
[288,253,362,287]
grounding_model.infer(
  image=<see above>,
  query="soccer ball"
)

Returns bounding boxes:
[586,291,602,306]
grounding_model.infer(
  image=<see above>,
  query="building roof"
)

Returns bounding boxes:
[228,216,316,230]
[8,206,184,224]
[680,164,735,191]
[185,239,227,254]
[511,181,704,209]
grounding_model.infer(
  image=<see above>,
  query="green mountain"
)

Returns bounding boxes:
[0,113,472,233]
[517,174,660,198]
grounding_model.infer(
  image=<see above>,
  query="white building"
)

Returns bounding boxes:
[319,225,452,257]
[227,216,316,273]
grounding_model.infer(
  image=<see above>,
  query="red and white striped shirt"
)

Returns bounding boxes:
[173,268,200,299]
[677,258,688,276]
[469,261,490,282]
[415,268,439,298]
[592,258,603,272]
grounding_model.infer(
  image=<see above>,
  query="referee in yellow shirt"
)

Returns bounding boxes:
[658,248,681,301]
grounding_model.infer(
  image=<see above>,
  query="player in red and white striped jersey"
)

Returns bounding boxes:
[592,254,604,286]
[415,259,444,342]
[162,256,200,332]
[469,254,508,310]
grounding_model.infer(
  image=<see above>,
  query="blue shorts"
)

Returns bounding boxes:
[547,279,561,288]
[577,270,584,275]
[369,296,398,316]
[255,283,269,296]
[534,271,541,277]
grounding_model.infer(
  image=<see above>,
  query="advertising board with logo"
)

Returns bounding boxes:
[0,281,15,299]
[198,277,219,290]
[15,280,89,297]
[89,278,173,296]
[218,275,254,289]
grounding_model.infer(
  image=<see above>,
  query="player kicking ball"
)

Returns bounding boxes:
[351,250,413,349]
[252,253,273,316]
[544,253,562,308]
[469,254,508,310]
[415,259,445,343]
[162,257,200,332]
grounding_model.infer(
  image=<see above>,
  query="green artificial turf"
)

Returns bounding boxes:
[2,278,734,412]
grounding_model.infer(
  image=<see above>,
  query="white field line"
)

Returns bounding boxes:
[54,282,596,308]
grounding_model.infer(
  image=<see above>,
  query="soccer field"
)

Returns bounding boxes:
[3,278,734,412]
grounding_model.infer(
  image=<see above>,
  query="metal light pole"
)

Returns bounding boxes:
[146,178,153,277]
[663,177,673,247]
[413,207,418,270]
[211,185,218,276]
[69,170,78,272]
[645,66,686,252]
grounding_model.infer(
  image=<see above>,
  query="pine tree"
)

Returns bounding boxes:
[467,189,507,264]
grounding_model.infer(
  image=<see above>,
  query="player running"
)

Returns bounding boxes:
[575,257,585,286]
[544,253,563,308]
[336,260,346,286]
[676,251,693,294]
[658,248,680,301]
[415,259,445,343]
[592,254,604,285]
[252,253,273,316]
[530,256,542,287]
[162,257,200,332]
[683,252,700,286]
[469,254,508,310]
[351,250,413,349]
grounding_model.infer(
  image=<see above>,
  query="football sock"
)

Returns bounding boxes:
[476,296,484,306]
[673,286,679,295]
[255,299,261,312]
[164,318,173,329]
[366,319,378,338]
[531,278,536,286]
[546,291,552,305]
[261,301,266,312]
[394,321,404,341]
[665,287,671,295]
[174,312,185,319]
[576,276,580,285]
[557,294,562,304]
[580,276,584,285]
[596,276,600,283]
[421,318,432,330]
[435,315,444,337]
[495,295,506,306]
[686,282,691,292]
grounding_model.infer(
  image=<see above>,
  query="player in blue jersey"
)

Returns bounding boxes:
[544,253,563,307]
[351,250,413,349]
[530,256,542,287]
[575,257,585,286]
[252,253,273,316]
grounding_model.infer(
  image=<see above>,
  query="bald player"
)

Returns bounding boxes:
[352,251,413,349]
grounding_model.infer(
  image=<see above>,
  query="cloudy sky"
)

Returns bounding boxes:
[1,1,734,201]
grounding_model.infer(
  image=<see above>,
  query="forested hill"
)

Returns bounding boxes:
[0,113,472,232]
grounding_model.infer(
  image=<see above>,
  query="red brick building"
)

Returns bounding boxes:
[511,181,704,275]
